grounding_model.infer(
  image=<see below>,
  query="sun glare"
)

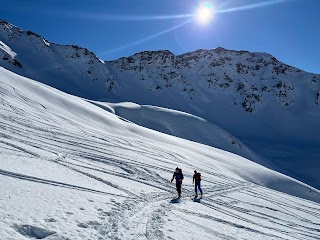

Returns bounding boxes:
[196,3,215,24]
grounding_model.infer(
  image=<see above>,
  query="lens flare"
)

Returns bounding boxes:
[196,3,215,24]
[216,0,288,14]
[102,19,192,55]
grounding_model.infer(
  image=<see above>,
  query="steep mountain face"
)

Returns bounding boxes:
[0,19,115,99]
[108,49,320,112]
[1,19,320,188]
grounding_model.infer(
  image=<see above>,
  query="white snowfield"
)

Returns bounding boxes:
[1,67,320,240]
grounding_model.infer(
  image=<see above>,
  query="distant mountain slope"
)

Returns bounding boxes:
[1,19,319,189]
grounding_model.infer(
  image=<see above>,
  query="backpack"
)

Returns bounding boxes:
[195,173,201,181]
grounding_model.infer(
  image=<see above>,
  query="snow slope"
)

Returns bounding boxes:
[91,101,264,166]
[1,66,320,239]
[0,19,320,189]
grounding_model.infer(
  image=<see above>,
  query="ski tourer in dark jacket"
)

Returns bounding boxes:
[171,167,184,198]
[193,170,203,198]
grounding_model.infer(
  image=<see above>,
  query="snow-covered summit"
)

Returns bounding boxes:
[110,47,319,111]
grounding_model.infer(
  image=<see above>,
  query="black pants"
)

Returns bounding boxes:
[176,182,182,195]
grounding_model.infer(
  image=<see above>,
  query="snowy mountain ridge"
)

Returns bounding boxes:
[1,19,320,189]
[1,18,319,111]
[109,48,320,111]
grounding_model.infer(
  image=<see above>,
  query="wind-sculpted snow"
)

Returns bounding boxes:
[91,101,266,166]
[0,19,320,189]
[0,67,320,239]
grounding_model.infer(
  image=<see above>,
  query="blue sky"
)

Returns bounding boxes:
[1,0,319,73]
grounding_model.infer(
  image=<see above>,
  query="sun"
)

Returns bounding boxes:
[196,3,215,24]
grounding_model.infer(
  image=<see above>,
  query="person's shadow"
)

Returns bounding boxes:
[192,197,201,203]
[170,198,180,204]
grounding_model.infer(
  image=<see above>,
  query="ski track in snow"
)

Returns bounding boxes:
[0,71,320,239]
